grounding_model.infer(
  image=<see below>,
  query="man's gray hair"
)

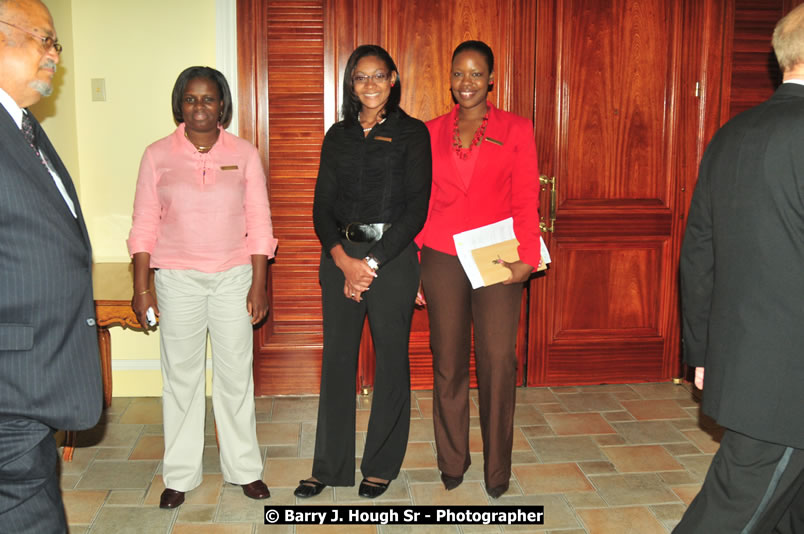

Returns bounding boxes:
[773,4,804,72]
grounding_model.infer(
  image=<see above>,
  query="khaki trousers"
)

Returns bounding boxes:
[155,265,262,491]
[421,246,523,489]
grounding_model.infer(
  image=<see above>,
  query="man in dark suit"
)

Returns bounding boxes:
[675,5,804,534]
[0,0,102,531]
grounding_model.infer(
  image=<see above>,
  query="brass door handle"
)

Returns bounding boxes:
[539,175,556,232]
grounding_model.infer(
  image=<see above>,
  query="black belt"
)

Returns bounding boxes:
[338,222,391,243]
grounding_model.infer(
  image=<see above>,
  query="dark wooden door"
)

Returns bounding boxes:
[238,0,537,394]
[379,0,538,391]
[528,0,706,385]
[237,0,750,394]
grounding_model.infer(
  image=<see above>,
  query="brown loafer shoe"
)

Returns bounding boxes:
[241,479,271,499]
[159,488,185,509]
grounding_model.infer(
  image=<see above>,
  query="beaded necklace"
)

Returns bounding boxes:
[452,112,489,160]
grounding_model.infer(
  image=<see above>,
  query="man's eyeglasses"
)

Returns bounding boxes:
[352,72,390,85]
[0,20,62,54]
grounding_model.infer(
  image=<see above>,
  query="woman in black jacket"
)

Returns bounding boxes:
[294,44,431,499]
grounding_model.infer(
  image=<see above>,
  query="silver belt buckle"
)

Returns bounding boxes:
[344,222,355,242]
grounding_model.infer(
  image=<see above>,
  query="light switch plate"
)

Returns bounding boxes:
[91,78,106,102]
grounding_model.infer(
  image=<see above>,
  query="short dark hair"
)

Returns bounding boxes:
[171,66,233,128]
[341,45,401,126]
[452,40,495,73]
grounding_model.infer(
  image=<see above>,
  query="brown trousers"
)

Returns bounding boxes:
[421,246,523,489]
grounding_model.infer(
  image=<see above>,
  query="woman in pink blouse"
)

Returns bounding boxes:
[128,67,278,509]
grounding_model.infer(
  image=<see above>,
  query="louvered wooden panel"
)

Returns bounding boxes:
[727,0,786,118]
[318,0,535,392]
[238,0,747,394]
[240,0,327,394]
[375,0,536,390]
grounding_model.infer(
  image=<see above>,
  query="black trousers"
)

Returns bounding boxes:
[312,240,419,486]
[420,246,523,489]
[0,418,66,534]
[673,428,804,534]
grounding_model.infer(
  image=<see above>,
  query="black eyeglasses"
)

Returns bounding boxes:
[0,19,62,54]
[352,72,390,85]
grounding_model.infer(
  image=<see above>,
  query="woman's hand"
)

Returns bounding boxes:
[247,284,269,325]
[415,280,426,307]
[344,280,364,302]
[331,244,376,292]
[131,290,159,330]
[499,260,534,284]
[248,254,269,325]
[131,251,158,330]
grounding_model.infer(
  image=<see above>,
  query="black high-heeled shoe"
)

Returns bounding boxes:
[358,478,390,498]
[440,472,463,491]
[486,483,509,499]
[293,478,326,498]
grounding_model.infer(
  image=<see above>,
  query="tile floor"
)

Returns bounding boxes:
[58,382,720,533]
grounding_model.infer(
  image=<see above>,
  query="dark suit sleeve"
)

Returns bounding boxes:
[0,110,102,431]
[680,146,715,367]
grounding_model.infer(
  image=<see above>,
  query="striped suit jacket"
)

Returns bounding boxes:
[0,107,102,431]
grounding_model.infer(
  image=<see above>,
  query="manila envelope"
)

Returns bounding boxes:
[471,239,547,287]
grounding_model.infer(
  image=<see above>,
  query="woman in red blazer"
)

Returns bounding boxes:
[417,40,541,498]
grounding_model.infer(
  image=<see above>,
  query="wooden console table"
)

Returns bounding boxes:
[63,262,155,461]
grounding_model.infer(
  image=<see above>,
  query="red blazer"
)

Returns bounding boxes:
[417,103,542,268]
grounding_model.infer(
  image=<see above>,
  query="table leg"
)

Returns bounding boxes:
[62,431,76,462]
[63,327,112,462]
[97,326,112,408]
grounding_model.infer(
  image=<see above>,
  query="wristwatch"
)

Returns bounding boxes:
[364,255,379,271]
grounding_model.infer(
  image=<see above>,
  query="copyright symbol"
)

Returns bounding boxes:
[265,509,279,523]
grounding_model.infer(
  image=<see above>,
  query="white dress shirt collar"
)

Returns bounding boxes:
[0,87,24,129]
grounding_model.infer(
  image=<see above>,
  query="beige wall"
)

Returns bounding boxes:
[31,0,79,184]
[34,0,218,396]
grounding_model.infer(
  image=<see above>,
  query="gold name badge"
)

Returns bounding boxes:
[220,165,238,170]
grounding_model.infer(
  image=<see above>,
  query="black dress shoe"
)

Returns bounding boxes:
[294,479,327,498]
[358,478,390,499]
[159,488,185,509]
[241,480,271,499]
[440,472,464,490]
[486,483,509,499]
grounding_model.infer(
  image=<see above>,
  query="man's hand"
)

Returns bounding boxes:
[694,367,705,390]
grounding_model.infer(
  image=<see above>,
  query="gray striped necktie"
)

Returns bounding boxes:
[21,112,47,167]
